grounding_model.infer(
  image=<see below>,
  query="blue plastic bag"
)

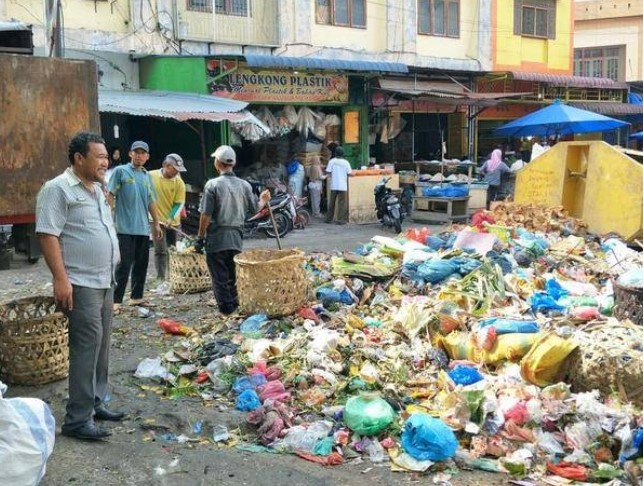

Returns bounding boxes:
[530,293,565,313]
[401,414,458,461]
[235,389,261,411]
[316,287,354,306]
[426,235,447,250]
[240,314,269,336]
[416,259,460,284]
[479,318,539,334]
[545,279,568,301]
[448,365,484,386]
[232,374,267,394]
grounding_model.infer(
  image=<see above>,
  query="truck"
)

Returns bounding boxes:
[0,52,100,267]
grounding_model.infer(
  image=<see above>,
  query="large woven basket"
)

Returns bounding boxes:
[169,251,211,294]
[567,320,642,407]
[234,249,309,317]
[613,281,643,325]
[0,296,69,385]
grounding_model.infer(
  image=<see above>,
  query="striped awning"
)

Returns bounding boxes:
[244,55,408,74]
[509,72,628,89]
[568,101,643,115]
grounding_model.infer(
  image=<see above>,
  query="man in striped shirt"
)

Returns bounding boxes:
[36,131,124,440]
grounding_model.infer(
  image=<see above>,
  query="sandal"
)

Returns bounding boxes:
[113,304,122,315]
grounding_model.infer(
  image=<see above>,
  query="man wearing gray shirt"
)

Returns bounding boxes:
[36,132,124,441]
[196,145,270,314]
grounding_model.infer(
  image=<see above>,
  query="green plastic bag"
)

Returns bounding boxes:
[344,394,395,436]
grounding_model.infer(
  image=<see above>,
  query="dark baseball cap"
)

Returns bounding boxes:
[165,153,187,172]
[130,141,149,152]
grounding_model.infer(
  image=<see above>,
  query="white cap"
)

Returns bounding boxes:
[211,145,236,165]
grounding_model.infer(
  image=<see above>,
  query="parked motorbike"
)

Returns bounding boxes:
[374,177,403,233]
[268,177,310,229]
[244,192,292,238]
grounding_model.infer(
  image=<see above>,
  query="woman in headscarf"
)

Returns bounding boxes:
[305,155,325,217]
[480,148,510,208]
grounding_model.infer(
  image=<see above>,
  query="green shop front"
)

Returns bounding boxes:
[139,55,408,182]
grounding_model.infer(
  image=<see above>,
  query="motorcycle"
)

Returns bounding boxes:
[374,177,403,233]
[268,177,310,229]
[244,192,292,238]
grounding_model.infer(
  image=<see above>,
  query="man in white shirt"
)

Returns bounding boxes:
[324,146,353,225]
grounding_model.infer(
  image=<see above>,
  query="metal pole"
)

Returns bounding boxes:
[267,204,282,250]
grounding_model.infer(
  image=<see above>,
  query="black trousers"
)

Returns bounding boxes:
[114,234,150,304]
[206,250,240,314]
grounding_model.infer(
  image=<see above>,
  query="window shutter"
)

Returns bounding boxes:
[547,0,556,39]
[513,0,522,35]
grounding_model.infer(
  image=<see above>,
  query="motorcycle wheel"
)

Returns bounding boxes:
[393,219,402,234]
[295,208,310,229]
[266,211,292,238]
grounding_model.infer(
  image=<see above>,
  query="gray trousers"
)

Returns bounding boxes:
[62,286,114,432]
[152,225,177,280]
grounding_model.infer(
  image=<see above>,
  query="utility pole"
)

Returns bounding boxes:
[46,0,63,57]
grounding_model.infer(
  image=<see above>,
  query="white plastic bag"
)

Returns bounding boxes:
[0,382,56,486]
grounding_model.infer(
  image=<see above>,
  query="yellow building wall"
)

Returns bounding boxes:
[493,0,573,73]
[416,4,479,59]
[515,141,643,240]
[176,1,279,45]
[310,1,387,52]
[6,0,129,33]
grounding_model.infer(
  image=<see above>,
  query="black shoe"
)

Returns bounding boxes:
[62,423,112,441]
[94,406,126,421]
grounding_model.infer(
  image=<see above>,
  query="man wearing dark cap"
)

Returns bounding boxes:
[324,146,353,225]
[149,153,187,282]
[195,145,270,315]
[107,141,162,313]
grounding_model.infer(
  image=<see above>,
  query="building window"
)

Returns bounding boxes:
[187,0,212,13]
[315,0,366,28]
[189,0,249,15]
[513,0,555,39]
[574,46,624,81]
[418,0,460,37]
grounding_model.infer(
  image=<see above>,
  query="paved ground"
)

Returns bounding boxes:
[1,219,505,486]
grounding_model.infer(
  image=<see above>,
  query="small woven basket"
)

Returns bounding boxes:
[613,281,643,325]
[567,320,642,407]
[0,296,69,385]
[235,249,308,317]
[169,251,211,294]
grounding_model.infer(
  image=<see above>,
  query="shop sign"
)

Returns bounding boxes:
[206,60,348,104]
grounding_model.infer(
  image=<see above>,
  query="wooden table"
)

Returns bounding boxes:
[411,196,470,223]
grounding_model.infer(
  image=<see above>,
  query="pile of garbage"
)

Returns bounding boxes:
[135,206,643,483]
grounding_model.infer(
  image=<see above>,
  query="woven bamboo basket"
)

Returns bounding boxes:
[0,296,69,385]
[234,249,308,317]
[613,281,643,325]
[169,251,211,294]
[567,320,642,407]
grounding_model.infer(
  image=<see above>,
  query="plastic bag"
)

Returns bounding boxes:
[475,326,497,351]
[344,394,395,436]
[478,318,539,334]
[440,331,540,365]
[530,293,565,313]
[235,389,261,411]
[448,365,484,386]
[401,413,458,461]
[503,402,529,425]
[134,357,174,381]
[520,333,578,386]
[546,462,588,481]
[240,314,269,336]
[258,380,291,403]
[0,392,56,486]
[404,227,430,244]
[316,287,354,306]
[232,374,267,394]
[416,259,460,284]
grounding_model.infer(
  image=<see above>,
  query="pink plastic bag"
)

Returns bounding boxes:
[248,361,282,381]
[258,380,291,403]
[504,401,530,425]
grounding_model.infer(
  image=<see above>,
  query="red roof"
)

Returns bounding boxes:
[510,71,628,89]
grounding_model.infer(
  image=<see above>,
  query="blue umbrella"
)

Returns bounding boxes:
[494,99,630,138]
[630,131,643,140]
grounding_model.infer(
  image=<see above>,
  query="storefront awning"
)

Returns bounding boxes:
[375,78,529,106]
[508,71,628,89]
[244,55,408,74]
[98,89,267,127]
[568,101,643,115]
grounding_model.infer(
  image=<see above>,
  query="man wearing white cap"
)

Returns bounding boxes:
[196,145,270,315]
[149,153,187,282]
